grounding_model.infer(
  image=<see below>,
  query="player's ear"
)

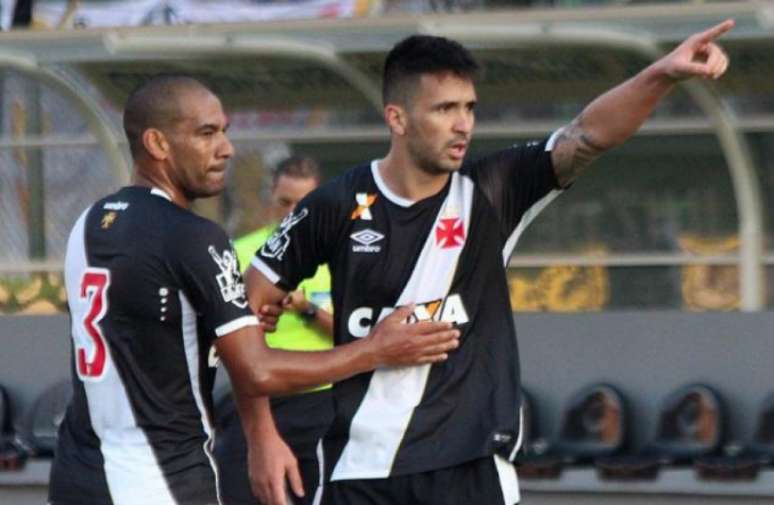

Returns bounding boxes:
[384,104,407,136]
[143,128,170,161]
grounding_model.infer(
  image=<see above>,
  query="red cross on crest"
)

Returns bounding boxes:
[435,218,465,249]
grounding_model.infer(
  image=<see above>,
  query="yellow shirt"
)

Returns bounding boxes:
[234,225,333,391]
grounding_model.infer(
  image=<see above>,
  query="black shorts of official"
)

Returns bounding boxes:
[215,389,334,505]
[321,454,519,505]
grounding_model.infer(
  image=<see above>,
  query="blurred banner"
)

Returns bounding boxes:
[509,247,611,312]
[33,0,377,29]
[0,0,17,30]
[679,234,740,311]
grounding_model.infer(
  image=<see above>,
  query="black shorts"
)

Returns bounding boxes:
[215,389,334,505]
[321,455,519,505]
[49,456,219,505]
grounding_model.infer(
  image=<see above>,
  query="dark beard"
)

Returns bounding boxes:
[417,159,450,175]
[410,144,457,176]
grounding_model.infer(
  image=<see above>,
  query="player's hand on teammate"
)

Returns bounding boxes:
[366,304,461,367]
[656,19,734,81]
[282,290,309,313]
[258,303,284,332]
[248,430,303,505]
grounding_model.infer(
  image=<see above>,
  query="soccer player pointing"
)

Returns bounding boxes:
[245,20,733,505]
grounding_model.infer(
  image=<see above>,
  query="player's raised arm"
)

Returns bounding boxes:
[550,19,735,187]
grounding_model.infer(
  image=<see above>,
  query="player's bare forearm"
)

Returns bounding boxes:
[233,392,276,443]
[551,65,675,186]
[551,19,733,187]
[254,341,376,395]
[255,305,458,394]
[226,268,365,395]
[234,393,303,505]
[216,315,375,397]
[227,271,461,397]
[244,266,287,330]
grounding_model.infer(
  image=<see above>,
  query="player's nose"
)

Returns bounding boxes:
[453,110,473,135]
[219,135,235,159]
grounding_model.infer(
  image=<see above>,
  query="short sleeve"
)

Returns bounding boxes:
[468,134,563,238]
[251,185,341,292]
[170,221,258,339]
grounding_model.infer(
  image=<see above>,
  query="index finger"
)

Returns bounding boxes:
[409,319,456,335]
[695,19,734,43]
[384,303,416,323]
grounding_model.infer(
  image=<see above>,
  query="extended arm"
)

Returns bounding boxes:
[221,266,459,395]
[551,19,734,187]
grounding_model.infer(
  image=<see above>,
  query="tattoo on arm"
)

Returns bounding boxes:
[551,114,607,187]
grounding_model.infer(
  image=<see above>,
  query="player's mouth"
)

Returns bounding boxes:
[206,166,227,185]
[448,141,468,160]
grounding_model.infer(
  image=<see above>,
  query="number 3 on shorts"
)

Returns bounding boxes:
[75,268,111,381]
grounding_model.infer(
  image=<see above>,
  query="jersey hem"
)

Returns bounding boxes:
[215,315,259,337]
[252,257,281,284]
[328,449,501,482]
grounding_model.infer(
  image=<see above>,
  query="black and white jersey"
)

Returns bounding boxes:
[49,186,258,505]
[252,136,563,481]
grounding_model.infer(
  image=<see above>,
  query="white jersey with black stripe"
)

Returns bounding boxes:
[253,137,563,480]
[50,186,258,505]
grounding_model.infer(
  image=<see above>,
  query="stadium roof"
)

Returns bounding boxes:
[0,1,771,116]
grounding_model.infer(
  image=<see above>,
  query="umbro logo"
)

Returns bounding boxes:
[103,201,129,211]
[351,228,384,253]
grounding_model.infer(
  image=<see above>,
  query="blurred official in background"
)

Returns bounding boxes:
[217,156,334,505]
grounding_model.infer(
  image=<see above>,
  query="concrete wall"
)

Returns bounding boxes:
[1,312,773,503]
[516,311,774,447]
[0,316,70,432]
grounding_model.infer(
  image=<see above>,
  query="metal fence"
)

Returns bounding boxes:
[1,2,772,313]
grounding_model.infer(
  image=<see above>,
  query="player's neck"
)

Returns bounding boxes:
[133,168,192,209]
[379,151,450,203]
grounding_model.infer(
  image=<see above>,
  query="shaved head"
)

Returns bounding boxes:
[123,75,213,159]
